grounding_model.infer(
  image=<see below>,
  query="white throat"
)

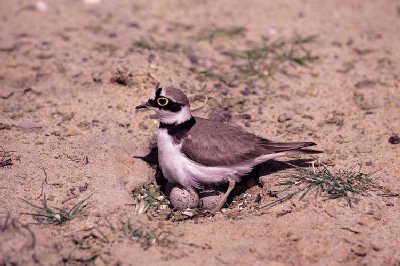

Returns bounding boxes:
[157,105,192,124]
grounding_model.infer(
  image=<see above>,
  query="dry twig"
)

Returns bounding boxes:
[0,145,13,167]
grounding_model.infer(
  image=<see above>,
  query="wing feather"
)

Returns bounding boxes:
[181,117,316,166]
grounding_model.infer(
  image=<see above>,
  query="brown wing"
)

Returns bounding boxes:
[181,117,316,167]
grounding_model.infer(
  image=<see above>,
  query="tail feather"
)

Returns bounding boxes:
[285,148,323,155]
[260,140,318,153]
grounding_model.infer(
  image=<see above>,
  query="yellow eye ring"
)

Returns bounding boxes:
[157,97,169,106]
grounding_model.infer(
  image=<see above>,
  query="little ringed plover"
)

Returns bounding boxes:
[136,86,319,210]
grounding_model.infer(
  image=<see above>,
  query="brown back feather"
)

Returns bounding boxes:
[181,117,316,166]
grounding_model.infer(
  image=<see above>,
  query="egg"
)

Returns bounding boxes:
[199,190,223,210]
[166,183,199,210]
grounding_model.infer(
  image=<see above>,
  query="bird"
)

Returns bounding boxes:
[136,86,319,211]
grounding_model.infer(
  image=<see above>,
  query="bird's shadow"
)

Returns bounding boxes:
[230,158,313,199]
[134,145,315,200]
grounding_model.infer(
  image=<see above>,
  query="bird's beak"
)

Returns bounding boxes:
[135,101,149,110]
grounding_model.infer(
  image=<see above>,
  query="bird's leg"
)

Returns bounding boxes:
[213,178,236,211]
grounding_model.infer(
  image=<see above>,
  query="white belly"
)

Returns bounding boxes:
[157,129,286,189]
[157,129,237,189]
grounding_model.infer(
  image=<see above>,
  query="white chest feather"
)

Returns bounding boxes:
[157,129,235,189]
[157,129,186,184]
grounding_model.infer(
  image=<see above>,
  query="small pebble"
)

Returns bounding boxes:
[157,195,165,201]
[365,161,372,166]
[0,123,11,130]
[388,134,400,144]
[240,87,257,96]
[187,54,198,65]
[93,74,102,83]
[241,114,252,120]
[0,87,14,99]
[35,1,48,12]
[54,214,61,221]
[354,80,376,89]
[127,22,140,28]
[277,113,292,123]
[254,194,262,203]
[17,121,42,130]
[79,182,88,192]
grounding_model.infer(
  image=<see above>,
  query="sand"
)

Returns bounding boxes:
[1,0,400,264]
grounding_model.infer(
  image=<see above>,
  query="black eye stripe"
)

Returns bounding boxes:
[150,88,183,112]
[167,102,183,112]
[154,97,182,112]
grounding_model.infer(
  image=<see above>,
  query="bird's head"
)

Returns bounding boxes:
[136,86,192,124]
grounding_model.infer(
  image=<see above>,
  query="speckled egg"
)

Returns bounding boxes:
[199,190,223,210]
[165,183,199,210]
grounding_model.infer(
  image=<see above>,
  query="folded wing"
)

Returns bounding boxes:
[181,117,316,167]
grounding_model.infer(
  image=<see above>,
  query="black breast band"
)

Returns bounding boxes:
[159,117,196,143]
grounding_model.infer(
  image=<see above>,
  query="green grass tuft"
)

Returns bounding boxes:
[132,38,181,52]
[195,26,246,43]
[225,35,318,79]
[258,164,375,210]
[132,183,170,215]
[93,42,118,53]
[21,193,92,224]
[117,219,174,250]
[132,39,154,50]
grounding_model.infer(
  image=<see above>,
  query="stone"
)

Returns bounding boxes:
[277,113,292,123]
[388,134,400,144]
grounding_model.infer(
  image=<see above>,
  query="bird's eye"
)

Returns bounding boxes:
[157,97,169,106]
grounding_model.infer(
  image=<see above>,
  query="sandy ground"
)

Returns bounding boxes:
[1,0,400,265]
